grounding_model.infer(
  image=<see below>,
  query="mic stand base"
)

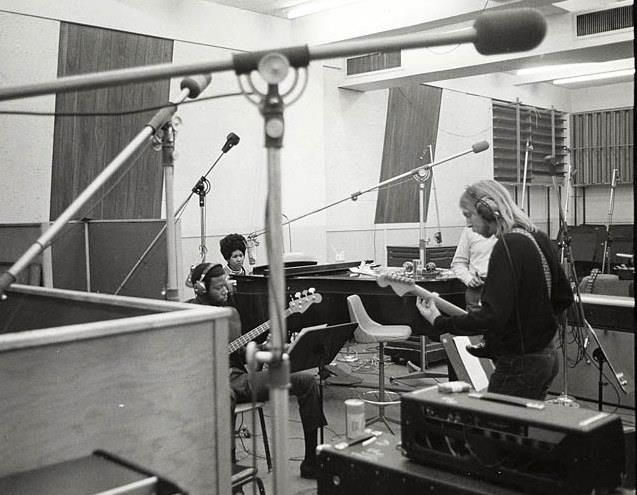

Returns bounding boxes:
[546,393,579,408]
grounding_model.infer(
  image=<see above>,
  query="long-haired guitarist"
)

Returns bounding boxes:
[417,180,573,401]
[186,262,327,479]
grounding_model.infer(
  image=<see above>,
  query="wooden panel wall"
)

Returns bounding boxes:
[50,24,173,221]
[375,85,442,224]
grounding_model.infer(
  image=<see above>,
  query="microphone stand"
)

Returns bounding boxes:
[248,143,489,241]
[390,146,447,385]
[545,165,580,407]
[113,147,228,295]
[546,160,629,408]
[0,93,192,299]
[520,138,532,211]
[160,117,180,301]
[600,169,618,274]
[0,14,546,492]
[193,176,211,263]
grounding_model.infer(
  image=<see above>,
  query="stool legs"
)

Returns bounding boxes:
[363,342,401,434]
[257,407,272,472]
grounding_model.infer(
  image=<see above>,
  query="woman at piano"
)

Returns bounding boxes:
[417,180,573,401]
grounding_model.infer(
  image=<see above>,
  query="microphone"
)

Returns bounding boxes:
[472,141,490,153]
[222,132,240,153]
[180,74,212,99]
[0,10,548,103]
[473,9,547,55]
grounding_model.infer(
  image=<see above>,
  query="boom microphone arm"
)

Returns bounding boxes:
[249,141,489,239]
[0,77,212,299]
[0,9,546,103]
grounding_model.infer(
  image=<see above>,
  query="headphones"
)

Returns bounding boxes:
[193,263,216,296]
[475,195,501,221]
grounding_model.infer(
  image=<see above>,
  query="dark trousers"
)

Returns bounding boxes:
[487,345,559,400]
[230,369,327,433]
[465,286,484,312]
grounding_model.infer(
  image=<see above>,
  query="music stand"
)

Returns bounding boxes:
[288,322,358,443]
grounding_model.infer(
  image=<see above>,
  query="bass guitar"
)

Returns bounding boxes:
[227,289,322,354]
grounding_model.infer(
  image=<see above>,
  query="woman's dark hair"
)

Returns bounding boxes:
[219,233,247,260]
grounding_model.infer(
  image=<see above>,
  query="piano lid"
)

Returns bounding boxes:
[252,261,372,277]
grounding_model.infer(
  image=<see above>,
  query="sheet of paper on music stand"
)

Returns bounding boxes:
[453,336,489,392]
[288,323,327,354]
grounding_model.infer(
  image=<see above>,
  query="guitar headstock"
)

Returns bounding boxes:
[377,272,416,296]
[245,232,260,247]
[348,262,377,277]
[288,288,323,314]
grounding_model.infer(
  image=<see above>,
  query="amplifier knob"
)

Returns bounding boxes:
[331,475,341,486]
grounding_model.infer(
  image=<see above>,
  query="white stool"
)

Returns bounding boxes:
[347,294,411,434]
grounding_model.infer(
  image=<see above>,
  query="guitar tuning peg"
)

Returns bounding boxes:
[295,292,301,299]
[302,289,308,296]
[308,288,315,294]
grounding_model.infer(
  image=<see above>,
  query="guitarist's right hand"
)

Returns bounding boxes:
[416,294,441,324]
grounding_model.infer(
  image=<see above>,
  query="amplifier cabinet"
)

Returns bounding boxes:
[401,388,625,494]
[317,438,522,495]
[0,451,185,495]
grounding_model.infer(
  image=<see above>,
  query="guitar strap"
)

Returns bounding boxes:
[512,228,551,299]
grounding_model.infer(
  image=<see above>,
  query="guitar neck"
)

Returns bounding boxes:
[410,285,467,316]
[227,309,291,354]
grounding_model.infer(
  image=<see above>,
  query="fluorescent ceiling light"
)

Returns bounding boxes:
[553,68,635,85]
[517,64,588,76]
[286,0,361,19]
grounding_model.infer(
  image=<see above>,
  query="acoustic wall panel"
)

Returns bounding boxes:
[51,23,173,221]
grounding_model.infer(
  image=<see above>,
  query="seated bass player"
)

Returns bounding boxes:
[186,262,327,479]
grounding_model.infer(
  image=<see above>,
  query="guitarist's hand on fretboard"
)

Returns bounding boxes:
[416,294,442,324]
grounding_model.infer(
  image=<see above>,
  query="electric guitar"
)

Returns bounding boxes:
[227,289,322,354]
[350,264,466,316]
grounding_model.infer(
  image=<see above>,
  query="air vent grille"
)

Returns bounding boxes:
[346,51,401,76]
[576,5,632,36]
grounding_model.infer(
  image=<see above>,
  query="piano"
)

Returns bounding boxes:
[232,261,467,364]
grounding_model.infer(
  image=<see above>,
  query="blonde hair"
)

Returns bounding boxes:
[460,180,535,236]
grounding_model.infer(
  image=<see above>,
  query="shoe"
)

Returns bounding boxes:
[466,342,493,359]
[300,459,319,480]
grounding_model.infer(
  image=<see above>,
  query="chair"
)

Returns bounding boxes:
[234,402,272,472]
[347,294,411,434]
[232,463,266,495]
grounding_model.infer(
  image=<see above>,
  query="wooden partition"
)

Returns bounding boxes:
[0,220,175,299]
[0,285,231,494]
[0,223,50,286]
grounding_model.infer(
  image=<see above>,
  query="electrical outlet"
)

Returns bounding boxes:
[335,251,345,261]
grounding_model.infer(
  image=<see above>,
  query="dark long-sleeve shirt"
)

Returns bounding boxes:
[186,294,246,371]
[433,229,573,356]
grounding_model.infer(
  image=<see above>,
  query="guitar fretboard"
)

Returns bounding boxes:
[227,308,291,354]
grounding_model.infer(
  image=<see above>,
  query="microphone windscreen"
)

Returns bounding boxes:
[222,132,240,153]
[180,74,212,98]
[473,9,547,55]
[472,141,490,153]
